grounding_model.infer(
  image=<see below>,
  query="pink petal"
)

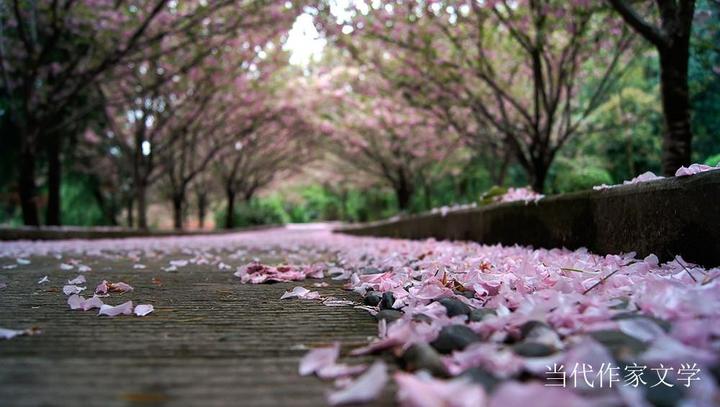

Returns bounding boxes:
[68,275,86,285]
[299,343,340,376]
[316,363,367,380]
[326,360,388,406]
[111,282,134,293]
[95,280,109,294]
[489,382,592,407]
[0,327,24,339]
[98,301,133,317]
[63,285,85,296]
[82,296,104,311]
[281,286,320,300]
[134,304,154,316]
[68,294,84,310]
[395,372,486,407]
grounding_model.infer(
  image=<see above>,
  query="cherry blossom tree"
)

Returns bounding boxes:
[215,101,317,229]
[312,65,459,210]
[319,0,637,192]
[607,0,698,175]
[0,0,295,225]
[94,6,298,229]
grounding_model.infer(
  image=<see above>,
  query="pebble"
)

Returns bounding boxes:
[363,293,381,306]
[512,342,556,357]
[361,267,384,275]
[412,313,433,324]
[459,367,500,391]
[453,290,475,299]
[611,312,671,332]
[468,308,495,322]
[438,297,471,317]
[401,343,448,377]
[380,292,395,309]
[375,309,403,323]
[589,330,647,358]
[519,320,562,349]
[431,324,481,354]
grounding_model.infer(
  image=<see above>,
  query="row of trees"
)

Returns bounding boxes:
[1,1,717,227]
[313,0,716,195]
[1,1,321,229]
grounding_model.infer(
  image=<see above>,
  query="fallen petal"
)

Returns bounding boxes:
[38,276,49,284]
[134,304,154,316]
[326,360,388,406]
[68,294,85,310]
[82,296,104,311]
[98,301,134,317]
[281,286,320,300]
[63,285,86,296]
[299,343,340,376]
[67,275,86,285]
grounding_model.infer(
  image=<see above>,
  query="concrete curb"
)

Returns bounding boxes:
[336,170,720,267]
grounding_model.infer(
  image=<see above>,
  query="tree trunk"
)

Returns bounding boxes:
[172,193,184,230]
[659,44,692,175]
[197,192,207,229]
[136,182,148,229]
[45,135,62,226]
[225,189,236,229]
[528,158,550,193]
[19,135,40,226]
[395,182,412,211]
[126,197,134,228]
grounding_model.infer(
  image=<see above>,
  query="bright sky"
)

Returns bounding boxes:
[284,1,363,66]
[284,13,326,66]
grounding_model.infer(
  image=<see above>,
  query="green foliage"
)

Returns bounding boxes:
[215,196,288,228]
[705,154,720,167]
[552,165,614,194]
[60,173,109,226]
[478,186,508,205]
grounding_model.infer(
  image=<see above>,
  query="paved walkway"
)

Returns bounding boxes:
[0,227,393,406]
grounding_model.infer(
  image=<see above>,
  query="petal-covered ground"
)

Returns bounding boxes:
[1,225,718,406]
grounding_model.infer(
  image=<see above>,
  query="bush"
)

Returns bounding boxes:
[214,196,288,228]
[553,166,614,194]
[705,153,720,167]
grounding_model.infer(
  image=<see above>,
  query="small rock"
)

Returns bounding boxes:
[361,267,384,275]
[468,308,495,322]
[453,290,475,299]
[589,330,647,358]
[512,342,556,357]
[438,297,471,317]
[459,367,500,392]
[364,293,381,306]
[519,320,562,349]
[376,309,403,323]
[431,325,481,354]
[401,343,448,377]
[380,292,395,309]
[611,312,671,332]
[644,377,685,407]
[412,313,433,324]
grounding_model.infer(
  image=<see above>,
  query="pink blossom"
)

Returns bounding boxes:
[675,163,718,177]
[280,286,321,300]
[63,285,86,295]
[134,304,154,317]
[98,301,133,317]
[299,343,340,376]
[326,361,388,406]
[395,372,486,407]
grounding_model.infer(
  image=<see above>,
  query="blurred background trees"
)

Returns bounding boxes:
[1,0,718,229]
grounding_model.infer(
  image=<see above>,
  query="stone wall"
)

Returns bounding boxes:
[337,170,720,267]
